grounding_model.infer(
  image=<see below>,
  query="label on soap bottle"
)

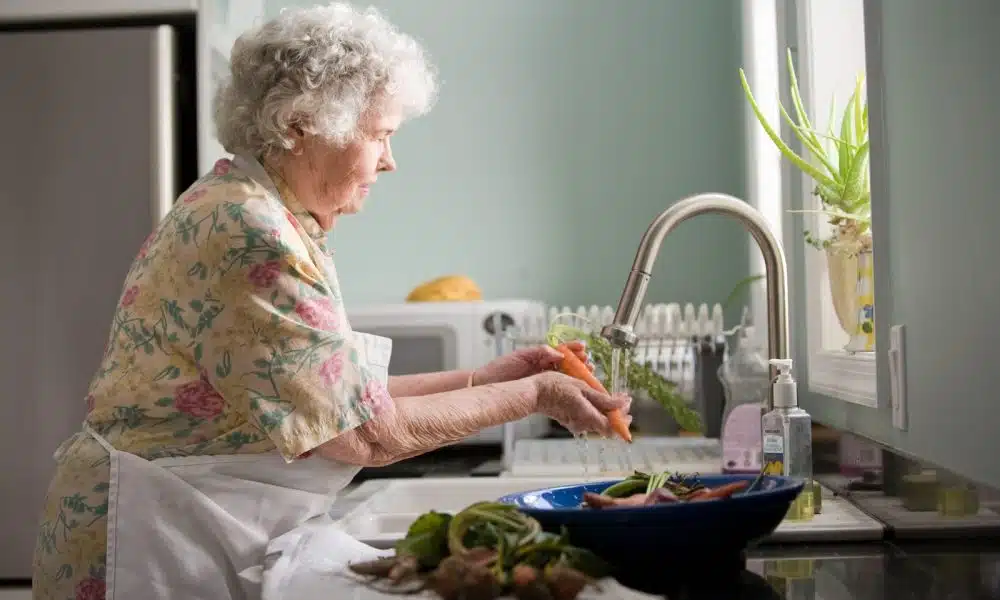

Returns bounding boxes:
[762,433,785,475]
[762,434,784,454]
[761,418,786,475]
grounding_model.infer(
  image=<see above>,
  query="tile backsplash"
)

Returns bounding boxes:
[815,424,1000,540]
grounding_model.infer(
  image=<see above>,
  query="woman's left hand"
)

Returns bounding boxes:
[472,342,592,386]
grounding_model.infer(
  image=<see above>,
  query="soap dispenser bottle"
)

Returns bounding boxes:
[718,311,771,473]
[761,358,815,521]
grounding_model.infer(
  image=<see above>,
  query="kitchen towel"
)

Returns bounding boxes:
[251,520,656,600]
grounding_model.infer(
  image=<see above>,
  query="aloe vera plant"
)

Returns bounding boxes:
[740,49,871,254]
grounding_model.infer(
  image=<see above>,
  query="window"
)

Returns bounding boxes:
[743,0,876,407]
[202,0,266,173]
[793,0,876,407]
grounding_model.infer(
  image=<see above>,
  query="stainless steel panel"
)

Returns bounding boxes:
[0,25,175,579]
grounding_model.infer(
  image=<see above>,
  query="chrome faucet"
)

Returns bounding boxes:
[600,193,791,412]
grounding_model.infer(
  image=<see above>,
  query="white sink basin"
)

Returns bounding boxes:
[334,476,592,547]
[333,477,886,548]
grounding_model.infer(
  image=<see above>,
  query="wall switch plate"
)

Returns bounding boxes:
[888,325,907,430]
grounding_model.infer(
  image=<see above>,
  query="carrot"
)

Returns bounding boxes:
[554,343,633,443]
[688,481,749,501]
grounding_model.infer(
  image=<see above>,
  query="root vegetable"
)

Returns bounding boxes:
[553,344,632,443]
[512,565,554,600]
[545,565,593,600]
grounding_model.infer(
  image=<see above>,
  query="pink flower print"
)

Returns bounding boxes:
[319,353,344,385]
[137,231,155,260]
[183,188,207,204]
[285,211,303,233]
[247,260,283,288]
[294,298,339,331]
[85,394,95,412]
[362,379,392,416]
[173,376,225,419]
[75,576,106,600]
[213,158,232,176]
[120,285,139,307]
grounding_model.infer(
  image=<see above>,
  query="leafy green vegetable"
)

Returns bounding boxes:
[600,477,648,499]
[351,501,609,600]
[597,470,706,501]
[395,511,452,568]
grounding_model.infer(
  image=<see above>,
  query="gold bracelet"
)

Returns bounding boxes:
[466,370,476,388]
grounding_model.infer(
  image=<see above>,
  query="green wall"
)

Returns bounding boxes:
[264,0,750,309]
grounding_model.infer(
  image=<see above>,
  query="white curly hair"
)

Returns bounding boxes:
[214,3,438,157]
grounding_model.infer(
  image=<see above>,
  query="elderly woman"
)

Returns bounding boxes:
[32,4,629,600]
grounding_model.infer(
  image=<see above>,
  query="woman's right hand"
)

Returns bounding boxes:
[529,371,632,437]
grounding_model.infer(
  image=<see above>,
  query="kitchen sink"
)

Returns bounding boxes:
[332,477,886,549]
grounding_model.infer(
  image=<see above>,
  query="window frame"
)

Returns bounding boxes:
[744,0,877,408]
[794,0,878,408]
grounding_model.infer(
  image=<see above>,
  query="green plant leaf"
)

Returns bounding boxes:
[840,140,871,211]
[778,105,839,179]
[838,92,859,176]
[787,208,871,225]
[799,128,863,150]
[853,74,867,141]
[786,49,816,133]
[740,47,872,251]
[723,274,766,310]
[740,69,837,188]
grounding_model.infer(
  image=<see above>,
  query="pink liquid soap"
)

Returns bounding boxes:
[721,404,763,474]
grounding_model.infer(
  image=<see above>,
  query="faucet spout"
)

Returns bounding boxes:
[600,193,790,411]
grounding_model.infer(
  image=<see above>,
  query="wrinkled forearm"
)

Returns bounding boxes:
[387,370,474,397]
[316,378,536,467]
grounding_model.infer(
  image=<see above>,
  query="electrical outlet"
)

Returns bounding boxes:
[889,325,907,430]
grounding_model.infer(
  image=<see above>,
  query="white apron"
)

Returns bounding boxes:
[86,330,391,600]
[84,154,392,600]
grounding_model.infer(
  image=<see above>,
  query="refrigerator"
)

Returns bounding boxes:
[0,21,199,580]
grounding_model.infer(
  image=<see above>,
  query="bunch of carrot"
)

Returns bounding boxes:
[551,343,633,443]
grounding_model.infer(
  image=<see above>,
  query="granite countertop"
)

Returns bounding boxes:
[597,541,1000,599]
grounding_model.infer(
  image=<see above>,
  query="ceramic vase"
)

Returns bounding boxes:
[825,247,859,336]
[844,249,875,353]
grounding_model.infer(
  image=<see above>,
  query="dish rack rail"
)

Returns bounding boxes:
[487,302,732,469]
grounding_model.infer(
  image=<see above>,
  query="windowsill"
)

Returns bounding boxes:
[808,349,877,408]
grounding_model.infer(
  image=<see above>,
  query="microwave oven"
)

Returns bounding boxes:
[346,299,552,444]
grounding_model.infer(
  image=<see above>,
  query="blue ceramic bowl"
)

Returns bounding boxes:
[497,474,805,584]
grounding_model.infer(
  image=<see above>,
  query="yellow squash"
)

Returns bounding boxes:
[406,275,483,302]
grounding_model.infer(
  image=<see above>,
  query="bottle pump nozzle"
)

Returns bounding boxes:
[768,358,797,408]
[769,358,793,374]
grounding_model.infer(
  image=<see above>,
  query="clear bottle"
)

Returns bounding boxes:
[761,359,815,521]
[718,311,771,473]
[718,312,771,424]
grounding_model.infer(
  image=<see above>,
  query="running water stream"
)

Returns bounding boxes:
[574,348,635,478]
[610,348,635,474]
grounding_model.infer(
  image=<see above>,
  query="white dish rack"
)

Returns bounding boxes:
[506,436,723,478]
[492,302,730,473]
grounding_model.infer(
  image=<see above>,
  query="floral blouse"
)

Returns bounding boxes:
[32,157,390,600]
